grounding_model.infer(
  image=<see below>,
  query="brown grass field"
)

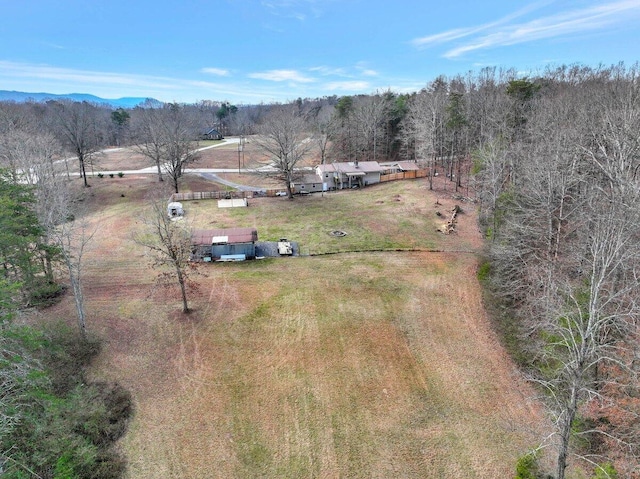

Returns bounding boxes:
[36,147,552,478]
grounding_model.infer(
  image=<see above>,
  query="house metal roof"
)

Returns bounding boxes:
[395,161,421,171]
[317,161,383,175]
[191,227,257,245]
[298,173,322,184]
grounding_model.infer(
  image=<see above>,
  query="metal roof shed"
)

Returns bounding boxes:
[191,227,258,245]
[191,227,258,261]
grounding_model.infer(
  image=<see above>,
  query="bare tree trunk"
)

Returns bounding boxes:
[58,219,93,338]
[176,266,189,313]
[78,151,89,187]
[556,385,579,479]
[69,269,87,338]
[156,160,164,181]
[429,154,434,190]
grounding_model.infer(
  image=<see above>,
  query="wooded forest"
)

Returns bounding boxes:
[1,62,639,478]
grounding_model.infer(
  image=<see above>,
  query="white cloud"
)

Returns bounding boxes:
[201,67,230,76]
[309,63,378,79]
[358,68,378,77]
[449,1,640,58]
[309,65,348,76]
[412,1,640,59]
[260,0,328,20]
[0,61,174,90]
[411,1,548,48]
[324,80,370,91]
[248,69,315,82]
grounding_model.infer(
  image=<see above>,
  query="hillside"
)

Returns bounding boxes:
[37,167,550,478]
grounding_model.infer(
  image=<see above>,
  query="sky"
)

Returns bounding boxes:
[1,0,639,105]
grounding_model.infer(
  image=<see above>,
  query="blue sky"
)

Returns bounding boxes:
[1,0,639,104]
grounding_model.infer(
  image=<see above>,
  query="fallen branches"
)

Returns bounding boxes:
[437,204,461,234]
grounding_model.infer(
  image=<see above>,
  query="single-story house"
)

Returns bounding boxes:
[200,128,224,140]
[316,161,383,190]
[191,227,258,261]
[292,174,326,194]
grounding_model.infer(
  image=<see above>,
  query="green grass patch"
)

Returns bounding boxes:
[190,182,442,255]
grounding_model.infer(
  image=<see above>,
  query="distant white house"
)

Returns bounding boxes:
[316,161,383,190]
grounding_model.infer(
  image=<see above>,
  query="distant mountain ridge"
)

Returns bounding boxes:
[0,90,160,108]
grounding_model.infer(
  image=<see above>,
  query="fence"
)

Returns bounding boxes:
[170,190,254,202]
[173,169,430,201]
[380,169,427,182]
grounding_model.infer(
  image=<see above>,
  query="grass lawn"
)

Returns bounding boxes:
[186,180,478,255]
[39,176,548,478]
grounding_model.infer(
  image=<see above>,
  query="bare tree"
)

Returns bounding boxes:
[161,105,200,194]
[535,188,640,479]
[49,201,95,338]
[54,227,93,343]
[331,96,356,162]
[445,90,469,191]
[0,120,92,332]
[134,199,194,313]
[48,100,106,187]
[472,138,510,237]
[131,105,167,182]
[307,102,336,165]
[401,86,447,190]
[255,105,312,199]
[0,130,61,186]
[228,105,257,137]
[476,63,640,478]
[131,103,200,192]
[351,93,391,162]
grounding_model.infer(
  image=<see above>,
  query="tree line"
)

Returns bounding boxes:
[470,64,640,478]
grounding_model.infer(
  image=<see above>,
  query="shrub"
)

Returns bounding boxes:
[98,173,104,178]
[0,324,133,479]
[477,260,491,282]
[592,462,618,479]
[514,451,546,479]
[109,173,114,178]
[27,278,65,307]
[74,381,133,445]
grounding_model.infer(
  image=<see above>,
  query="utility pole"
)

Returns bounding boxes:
[241,135,245,167]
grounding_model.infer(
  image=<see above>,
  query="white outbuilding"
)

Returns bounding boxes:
[167,202,184,218]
